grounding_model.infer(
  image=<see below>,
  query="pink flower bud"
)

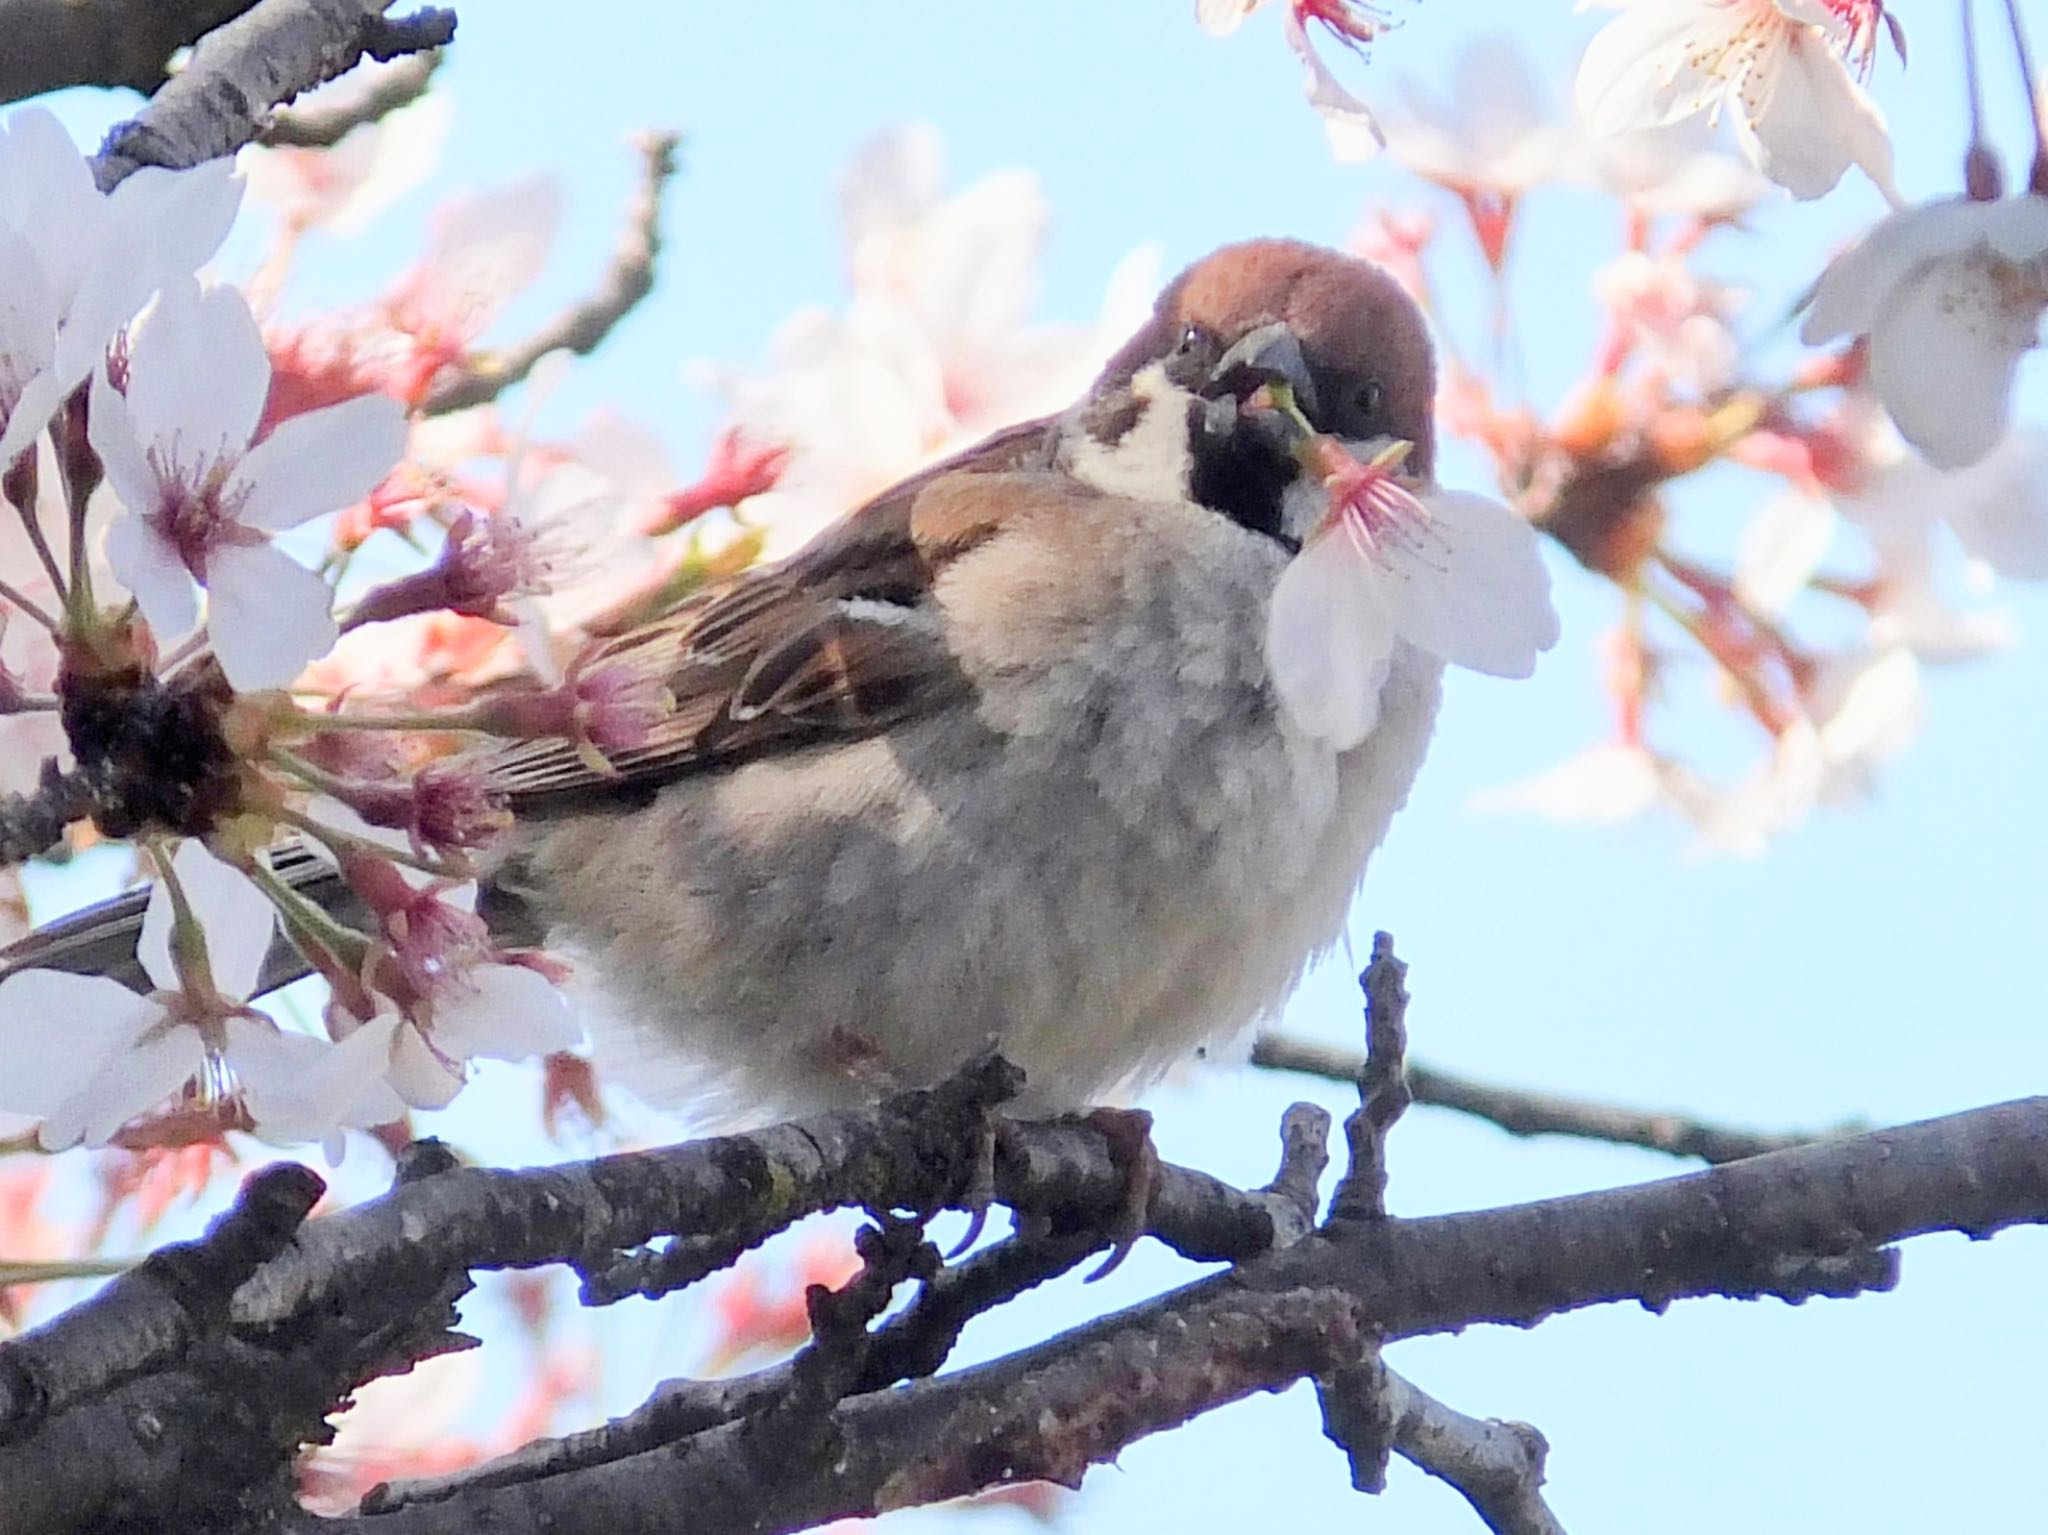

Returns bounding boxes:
[647,427,791,535]
[324,758,511,857]
[475,659,672,757]
[348,510,547,628]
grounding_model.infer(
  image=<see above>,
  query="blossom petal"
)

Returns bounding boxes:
[227,1014,405,1145]
[86,365,157,514]
[232,391,408,531]
[1936,434,2048,579]
[116,159,244,280]
[1735,492,1837,613]
[432,963,579,1062]
[125,280,268,460]
[138,842,277,999]
[0,970,163,1121]
[0,216,58,394]
[1574,0,1728,137]
[44,1024,207,1148]
[0,372,61,473]
[205,541,338,689]
[1470,741,1670,826]
[1383,489,1561,677]
[0,108,104,297]
[104,513,200,639]
[1868,258,2031,470]
[1737,21,1895,201]
[1801,199,2048,345]
[1282,12,1384,162]
[386,1022,465,1109]
[1265,530,1398,749]
[1195,0,1258,37]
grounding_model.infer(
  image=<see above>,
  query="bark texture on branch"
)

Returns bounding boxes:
[1,1078,2042,1535]
[1254,1032,1839,1163]
[0,0,257,105]
[91,0,456,191]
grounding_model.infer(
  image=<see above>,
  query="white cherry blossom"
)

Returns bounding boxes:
[1575,0,1898,203]
[242,74,451,235]
[1196,1,1395,161]
[1579,119,1768,220]
[1696,646,1920,854]
[0,106,240,465]
[1470,740,1721,828]
[1801,195,2048,470]
[1383,36,1577,201]
[302,799,580,1106]
[718,129,1153,558]
[0,843,402,1148]
[90,281,407,689]
[1264,444,1559,748]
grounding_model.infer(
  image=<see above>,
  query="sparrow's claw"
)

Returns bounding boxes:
[946,1111,1000,1258]
[1078,1105,1161,1282]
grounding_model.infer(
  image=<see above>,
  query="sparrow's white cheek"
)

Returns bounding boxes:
[1061,365,1195,503]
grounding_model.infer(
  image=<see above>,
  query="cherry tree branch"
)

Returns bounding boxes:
[419,130,681,415]
[0,760,101,867]
[1253,1032,1841,1163]
[0,1052,2040,1534]
[90,0,457,191]
[259,49,443,147]
[0,0,258,105]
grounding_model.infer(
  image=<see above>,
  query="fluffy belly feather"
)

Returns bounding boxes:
[525,500,1444,1124]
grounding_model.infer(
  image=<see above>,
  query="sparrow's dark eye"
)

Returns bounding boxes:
[1177,323,1213,356]
[1355,380,1385,416]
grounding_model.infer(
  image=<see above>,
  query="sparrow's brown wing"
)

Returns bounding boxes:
[0,419,1065,989]
[486,416,1058,811]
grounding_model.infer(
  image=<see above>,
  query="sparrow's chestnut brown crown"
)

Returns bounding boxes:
[1096,238,1436,473]
[1081,239,1435,547]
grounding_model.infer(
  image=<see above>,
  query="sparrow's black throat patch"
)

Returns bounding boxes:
[1185,398,1300,551]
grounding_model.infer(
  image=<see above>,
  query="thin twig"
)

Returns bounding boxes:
[1252,1035,1839,1164]
[258,48,441,147]
[419,131,680,414]
[1381,1366,1568,1535]
[1329,931,1412,1221]
[92,0,457,191]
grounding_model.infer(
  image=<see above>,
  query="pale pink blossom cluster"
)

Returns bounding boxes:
[1359,30,2048,850]
[1196,1,1406,161]
[703,125,1158,560]
[0,111,631,1152]
[0,106,1180,1156]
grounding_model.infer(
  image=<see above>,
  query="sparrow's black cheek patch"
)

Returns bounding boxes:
[1076,391,1145,448]
[1186,399,1295,547]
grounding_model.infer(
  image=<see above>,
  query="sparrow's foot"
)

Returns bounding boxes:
[946,1111,1000,1258]
[1077,1105,1160,1281]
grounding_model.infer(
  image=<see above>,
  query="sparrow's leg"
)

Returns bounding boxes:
[1075,1105,1162,1280]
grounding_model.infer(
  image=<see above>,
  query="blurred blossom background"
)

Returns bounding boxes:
[6,3,2048,1530]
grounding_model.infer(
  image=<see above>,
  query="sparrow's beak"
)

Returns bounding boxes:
[1203,321,1322,421]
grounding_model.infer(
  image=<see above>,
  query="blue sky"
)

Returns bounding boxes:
[28,3,2048,1530]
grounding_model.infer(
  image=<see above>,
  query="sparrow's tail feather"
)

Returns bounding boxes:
[1,847,545,998]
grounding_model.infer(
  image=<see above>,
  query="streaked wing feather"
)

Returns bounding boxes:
[489,416,1054,809]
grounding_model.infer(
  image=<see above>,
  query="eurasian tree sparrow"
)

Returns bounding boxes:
[4,239,1558,1123]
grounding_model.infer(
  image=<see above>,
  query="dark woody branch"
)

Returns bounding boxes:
[1,1054,2042,1533]
[270,1092,2045,1535]
[259,49,442,148]
[1253,1031,1841,1164]
[419,130,681,415]
[0,0,257,106]
[92,0,456,192]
